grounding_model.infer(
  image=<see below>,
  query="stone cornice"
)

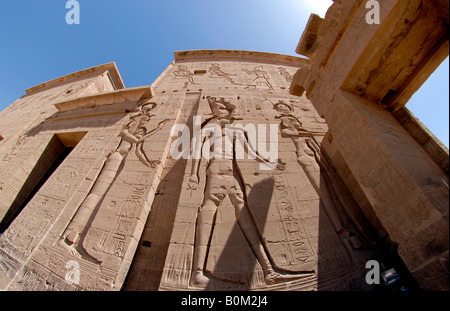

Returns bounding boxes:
[53,85,153,113]
[174,50,310,67]
[25,62,126,96]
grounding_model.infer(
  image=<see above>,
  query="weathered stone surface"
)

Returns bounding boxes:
[0,1,447,292]
[290,0,449,290]
[0,52,386,291]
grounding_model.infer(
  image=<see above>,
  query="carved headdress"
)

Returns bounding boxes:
[273,100,293,114]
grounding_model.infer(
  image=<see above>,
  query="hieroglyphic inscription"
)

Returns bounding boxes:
[2,195,64,264]
[109,185,146,258]
[272,174,313,266]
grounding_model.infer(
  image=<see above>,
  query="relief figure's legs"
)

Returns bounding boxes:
[297,144,362,256]
[190,197,218,287]
[229,193,275,280]
[190,191,247,289]
[297,157,345,233]
[57,141,131,256]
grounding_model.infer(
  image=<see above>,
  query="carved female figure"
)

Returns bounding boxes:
[273,101,363,255]
[187,97,313,288]
[57,102,168,259]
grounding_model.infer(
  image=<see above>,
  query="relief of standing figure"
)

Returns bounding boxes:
[173,65,198,88]
[208,63,240,85]
[187,96,314,288]
[273,101,364,259]
[242,66,274,91]
[57,102,168,261]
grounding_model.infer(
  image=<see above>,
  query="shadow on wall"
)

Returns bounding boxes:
[315,163,421,291]
[204,178,275,290]
[123,157,189,290]
[122,93,201,291]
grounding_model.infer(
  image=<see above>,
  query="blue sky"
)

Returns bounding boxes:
[0,0,448,147]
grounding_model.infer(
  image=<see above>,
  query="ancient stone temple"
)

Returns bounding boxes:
[0,1,448,291]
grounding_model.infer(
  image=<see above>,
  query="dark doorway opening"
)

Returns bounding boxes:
[0,132,86,233]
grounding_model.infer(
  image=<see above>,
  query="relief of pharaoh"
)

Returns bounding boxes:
[187,96,314,288]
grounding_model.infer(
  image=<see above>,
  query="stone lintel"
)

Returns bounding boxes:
[341,0,449,111]
[53,86,153,113]
[295,14,323,58]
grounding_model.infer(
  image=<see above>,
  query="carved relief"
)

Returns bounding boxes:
[169,63,298,93]
[208,63,240,85]
[39,158,92,200]
[56,101,169,261]
[2,135,32,162]
[173,65,198,88]
[273,101,367,256]
[186,96,314,289]
[2,194,64,258]
[1,56,416,291]
[278,67,294,83]
[268,173,317,270]
[242,66,274,91]
[62,81,90,97]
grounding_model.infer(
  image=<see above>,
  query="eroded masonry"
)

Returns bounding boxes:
[0,0,448,291]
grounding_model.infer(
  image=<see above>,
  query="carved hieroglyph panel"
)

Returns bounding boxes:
[123,93,202,291]
[157,84,374,291]
[0,77,98,127]
[3,93,199,291]
[0,129,120,285]
[1,57,391,291]
[163,61,299,93]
